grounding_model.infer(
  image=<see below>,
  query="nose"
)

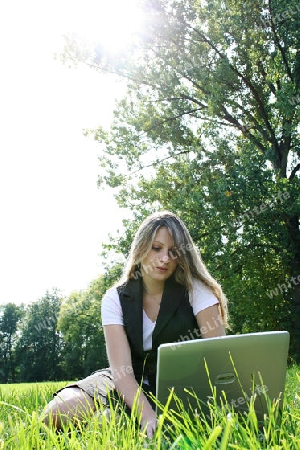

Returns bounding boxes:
[159,252,170,264]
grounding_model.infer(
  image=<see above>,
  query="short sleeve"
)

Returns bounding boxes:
[189,279,219,316]
[101,286,124,326]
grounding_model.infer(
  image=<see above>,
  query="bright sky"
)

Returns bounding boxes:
[0,0,143,305]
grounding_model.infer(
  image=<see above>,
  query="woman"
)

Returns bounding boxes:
[43,211,228,437]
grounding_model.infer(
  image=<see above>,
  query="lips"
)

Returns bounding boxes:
[156,266,168,272]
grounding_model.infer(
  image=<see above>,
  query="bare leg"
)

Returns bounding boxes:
[43,387,96,430]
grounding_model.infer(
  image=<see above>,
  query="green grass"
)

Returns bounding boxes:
[0,366,299,449]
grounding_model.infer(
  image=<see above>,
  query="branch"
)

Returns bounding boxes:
[289,163,300,181]
[267,0,294,82]
[142,107,204,133]
[183,22,279,151]
[179,93,207,109]
[219,105,267,154]
[129,149,192,175]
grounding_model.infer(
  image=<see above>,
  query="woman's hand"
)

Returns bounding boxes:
[140,409,157,438]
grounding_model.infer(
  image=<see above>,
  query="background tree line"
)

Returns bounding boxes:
[0,275,115,383]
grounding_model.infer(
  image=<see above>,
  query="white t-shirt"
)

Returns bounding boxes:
[101,279,218,351]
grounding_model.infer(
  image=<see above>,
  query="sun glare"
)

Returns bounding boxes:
[74,0,144,54]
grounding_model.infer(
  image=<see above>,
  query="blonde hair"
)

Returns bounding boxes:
[121,211,229,327]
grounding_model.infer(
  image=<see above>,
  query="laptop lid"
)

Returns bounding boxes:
[155,331,290,420]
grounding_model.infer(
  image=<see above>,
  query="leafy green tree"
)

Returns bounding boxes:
[16,289,63,382]
[62,0,300,359]
[0,303,24,382]
[57,276,109,379]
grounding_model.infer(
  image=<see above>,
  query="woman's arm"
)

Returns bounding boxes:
[103,324,157,437]
[196,304,226,338]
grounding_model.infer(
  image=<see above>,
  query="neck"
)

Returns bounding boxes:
[142,277,164,296]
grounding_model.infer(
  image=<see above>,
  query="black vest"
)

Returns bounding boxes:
[117,276,199,390]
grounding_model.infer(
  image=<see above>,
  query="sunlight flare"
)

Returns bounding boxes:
[72,0,144,53]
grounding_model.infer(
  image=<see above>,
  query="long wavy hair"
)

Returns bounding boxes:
[120,211,229,327]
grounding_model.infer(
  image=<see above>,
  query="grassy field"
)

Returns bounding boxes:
[0,366,299,449]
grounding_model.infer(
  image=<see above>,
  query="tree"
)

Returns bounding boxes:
[57,276,108,379]
[0,303,24,382]
[16,289,63,382]
[62,0,300,359]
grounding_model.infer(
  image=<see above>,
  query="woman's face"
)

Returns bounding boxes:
[141,226,178,282]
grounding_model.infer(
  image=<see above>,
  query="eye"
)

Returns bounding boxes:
[152,246,161,251]
[168,249,178,259]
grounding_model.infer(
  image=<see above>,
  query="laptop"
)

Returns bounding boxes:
[155,331,290,420]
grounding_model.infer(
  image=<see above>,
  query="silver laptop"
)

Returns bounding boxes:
[155,331,290,420]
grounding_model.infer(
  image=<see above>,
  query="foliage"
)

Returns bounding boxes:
[62,0,300,359]
[0,303,24,383]
[0,366,299,449]
[15,289,64,382]
[0,271,119,384]
[57,276,108,379]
